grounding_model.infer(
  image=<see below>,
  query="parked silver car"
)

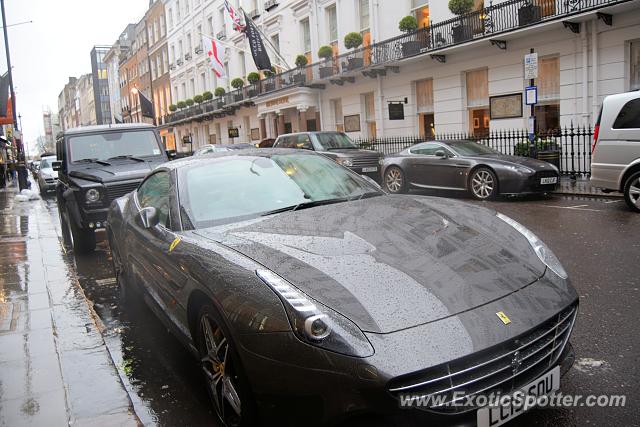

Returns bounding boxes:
[591,91,640,212]
[36,155,58,194]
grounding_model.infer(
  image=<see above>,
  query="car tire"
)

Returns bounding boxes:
[623,171,640,213]
[384,166,407,194]
[58,204,73,248]
[196,303,257,427]
[65,207,96,254]
[469,167,499,200]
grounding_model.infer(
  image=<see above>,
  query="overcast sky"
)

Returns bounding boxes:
[0,0,150,152]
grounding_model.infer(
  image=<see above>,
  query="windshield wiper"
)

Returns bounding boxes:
[352,191,383,201]
[75,158,111,166]
[261,197,350,216]
[106,155,146,162]
[326,146,358,150]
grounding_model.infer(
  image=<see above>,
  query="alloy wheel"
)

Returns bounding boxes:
[200,314,242,426]
[628,177,640,209]
[471,170,495,199]
[385,168,404,193]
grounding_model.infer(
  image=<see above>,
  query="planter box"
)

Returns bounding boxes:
[264,82,276,92]
[319,66,334,79]
[233,94,243,103]
[292,73,306,84]
[518,5,541,27]
[452,24,471,44]
[347,57,364,71]
[401,40,421,58]
[248,89,259,98]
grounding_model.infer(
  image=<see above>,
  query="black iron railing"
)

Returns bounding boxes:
[165,0,629,126]
[354,125,594,176]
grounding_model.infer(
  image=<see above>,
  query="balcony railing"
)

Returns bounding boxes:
[165,0,628,126]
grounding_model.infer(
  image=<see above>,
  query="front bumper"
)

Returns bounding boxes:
[500,172,559,195]
[236,272,578,425]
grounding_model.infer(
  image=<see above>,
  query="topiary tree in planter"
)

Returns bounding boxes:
[202,90,213,100]
[193,94,204,104]
[344,32,364,71]
[318,45,334,78]
[398,16,421,57]
[185,98,194,107]
[177,100,187,109]
[231,78,244,101]
[292,55,308,84]
[214,87,226,97]
[295,54,308,68]
[449,0,474,43]
[247,72,260,84]
[169,104,178,112]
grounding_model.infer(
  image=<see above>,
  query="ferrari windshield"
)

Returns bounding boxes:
[314,132,358,150]
[68,130,162,163]
[446,140,501,156]
[180,153,380,228]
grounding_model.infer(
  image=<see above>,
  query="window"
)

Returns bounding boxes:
[176,1,181,22]
[185,0,190,14]
[359,0,370,30]
[190,78,195,96]
[327,5,338,43]
[301,19,311,54]
[466,68,489,137]
[364,92,376,137]
[239,52,246,79]
[535,56,560,133]
[631,40,640,91]
[168,8,173,28]
[208,16,214,36]
[187,32,192,54]
[137,171,172,228]
[332,99,344,132]
[271,34,280,64]
[409,143,450,156]
[412,0,429,28]
[613,99,640,129]
[200,72,206,92]
[416,78,434,138]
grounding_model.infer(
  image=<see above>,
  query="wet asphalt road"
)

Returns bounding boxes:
[41,191,639,427]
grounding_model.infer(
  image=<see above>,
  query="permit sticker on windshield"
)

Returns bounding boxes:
[153,149,161,155]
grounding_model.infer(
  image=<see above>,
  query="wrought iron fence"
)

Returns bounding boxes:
[164,0,629,126]
[354,125,594,176]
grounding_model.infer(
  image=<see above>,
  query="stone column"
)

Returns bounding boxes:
[277,111,286,136]
[298,105,308,132]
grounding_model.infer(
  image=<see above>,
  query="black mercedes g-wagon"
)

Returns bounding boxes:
[54,124,168,253]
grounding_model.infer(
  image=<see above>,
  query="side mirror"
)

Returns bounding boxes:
[136,206,160,229]
[435,150,448,159]
[166,150,177,159]
[52,161,62,171]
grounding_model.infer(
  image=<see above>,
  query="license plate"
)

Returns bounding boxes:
[540,177,558,185]
[361,167,378,173]
[477,366,560,427]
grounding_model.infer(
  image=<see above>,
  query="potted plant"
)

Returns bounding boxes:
[185,98,195,107]
[193,94,204,104]
[262,67,277,91]
[231,78,245,102]
[344,32,364,71]
[203,90,213,101]
[518,0,541,27]
[449,0,474,43]
[177,100,187,109]
[169,104,178,112]
[398,16,421,57]
[318,45,334,78]
[247,72,260,97]
[214,87,226,109]
[291,54,308,84]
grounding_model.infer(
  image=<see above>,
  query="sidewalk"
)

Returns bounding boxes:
[0,183,139,426]
[554,176,623,198]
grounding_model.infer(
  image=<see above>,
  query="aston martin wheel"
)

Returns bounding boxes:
[384,166,406,194]
[469,167,498,200]
[623,171,640,213]
[196,304,256,427]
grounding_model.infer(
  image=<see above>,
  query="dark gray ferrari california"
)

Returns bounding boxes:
[107,149,577,426]
[382,140,560,199]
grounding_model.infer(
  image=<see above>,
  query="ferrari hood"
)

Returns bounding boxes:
[196,196,546,333]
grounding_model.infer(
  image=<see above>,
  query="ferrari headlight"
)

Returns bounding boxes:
[336,158,353,167]
[496,213,568,279]
[85,188,101,203]
[256,269,374,357]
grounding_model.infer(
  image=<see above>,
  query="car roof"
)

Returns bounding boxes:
[163,148,316,170]
[276,131,343,138]
[63,123,156,136]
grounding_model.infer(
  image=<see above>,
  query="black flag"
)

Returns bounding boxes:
[243,12,272,72]
[139,90,154,119]
[0,73,9,117]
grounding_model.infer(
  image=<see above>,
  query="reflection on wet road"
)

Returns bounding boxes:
[41,196,217,426]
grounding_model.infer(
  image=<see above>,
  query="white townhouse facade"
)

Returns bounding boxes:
[162,0,640,152]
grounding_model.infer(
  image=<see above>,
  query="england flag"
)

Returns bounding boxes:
[202,35,226,78]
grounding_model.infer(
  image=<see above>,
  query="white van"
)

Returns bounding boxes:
[591,91,640,212]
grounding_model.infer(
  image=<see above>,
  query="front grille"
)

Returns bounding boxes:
[350,155,381,168]
[388,304,577,413]
[105,180,141,203]
[44,178,55,184]
[529,170,560,191]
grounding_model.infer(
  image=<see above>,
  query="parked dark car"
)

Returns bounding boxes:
[273,131,383,182]
[193,143,255,156]
[382,140,560,199]
[108,149,577,427]
[54,123,168,253]
[256,137,276,148]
